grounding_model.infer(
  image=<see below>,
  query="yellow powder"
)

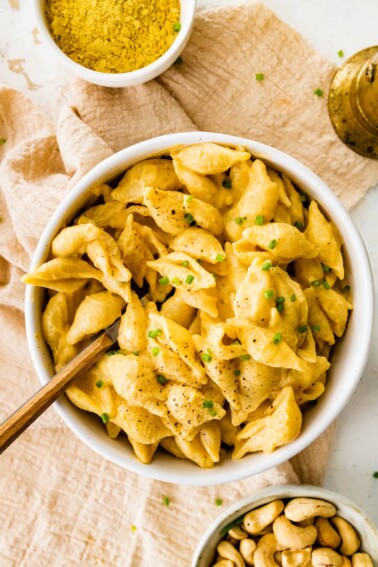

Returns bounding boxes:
[45,0,181,73]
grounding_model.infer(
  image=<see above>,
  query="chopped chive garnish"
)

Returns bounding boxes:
[276,303,284,313]
[312,325,321,332]
[290,294,297,302]
[220,515,245,536]
[314,88,324,97]
[215,253,225,262]
[240,354,251,361]
[148,328,162,338]
[262,260,272,271]
[373,472,378,479]
[186,194,193,202]
[298,324,308,334]
[96,380,104,388]
[175,56,183,65]
[234,370,241,376]
[163,496,170,506]
[101,413,109,424]
[264,290,274,299]
[181,260,189,267]
[173,22,181,32]
[255,215,264,225]
[342,285,350,293]
[215,498,223,506]
[323,280,331,289]
[185,274,195,284]
[222,178,232,189]
[151,347,160,356]
[107,350,118,356]
[272,332,282,344]
[0,138,6,145]
[322,263,332,273]
[338,50,344,58]
[208,408,218,417]
[203,400,214,409]
[133,350,139,356]
[232,339,241,345]
[184,213,194,224]
[268,239,277,250]
[131,525,137,532]
[275,296,285,304]
[172,277,181,285]
[299,193,308,203]
[201,352,212,363]
[159,276,170,285]
[255,73,264,81]
[294,221,304,230]
[234,216,244,225]
[157,374,168,385]
[311,280,323,287]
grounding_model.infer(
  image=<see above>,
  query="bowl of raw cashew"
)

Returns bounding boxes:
[192,484,378,567]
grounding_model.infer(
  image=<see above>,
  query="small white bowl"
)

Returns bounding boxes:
[192,484,378,566]
[32,0,195,87]
[24,132,374,486]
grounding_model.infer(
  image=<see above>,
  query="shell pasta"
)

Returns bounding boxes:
[23,142,352,467]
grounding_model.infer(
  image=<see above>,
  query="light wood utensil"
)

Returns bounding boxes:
[0,319,120,455]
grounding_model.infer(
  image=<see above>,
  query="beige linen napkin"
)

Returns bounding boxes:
[0,3,377,566]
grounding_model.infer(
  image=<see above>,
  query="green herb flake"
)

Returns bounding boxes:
[172,277,181,285]
[101,413,109,424]
[107,350,118,356]
[203,400,214,409]
[215,253,225,262]
[373,471,378,479]
[276,303,284,313]
[208,408,218,417]
[298,324,308,334]
[181,260,189,267]
[275,296,285,305]
[338,50,344,58]
[261,260,272,271]
[255,215,264,225]
[311,279,323,287]
[299,192,308,203]
[264,290,274,299]
[312,325,321,332]
[151,347,160,356]
[173,22,181,32]
[323,280,331,290]
[201,352,212,363]
[255,73,264,81]
[159,276,170,285]
[175,56,183,65]
[186,194,193,202]
[222,178,232,189]
[163,496,170,506]
[185,274,195,285]
[232,339,241,345]
[0,138,6,145]
[321,263,332,273]
[133,350,139,356]
[290,294,297,302]
[268,239,277,250]
[294,221,304,230]
[96,380,104,388]
[220,515,245,537]
[184,212,194,224]
[234,216,244,225]
[148,328,163,338]
[234,370,241,376]
[314,88,324,97]
[272,332,282,345]
[157,374,168,385]
[240,354,251,361]
[215,498,223,506]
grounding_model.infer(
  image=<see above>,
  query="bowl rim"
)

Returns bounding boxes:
[24,131,375,486]
[32,0,196,85]
[191,483,378,565]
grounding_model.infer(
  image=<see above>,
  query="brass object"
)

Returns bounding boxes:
[328,46,378,158]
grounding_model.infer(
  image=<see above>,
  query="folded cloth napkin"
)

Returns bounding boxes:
[0,3,377,566]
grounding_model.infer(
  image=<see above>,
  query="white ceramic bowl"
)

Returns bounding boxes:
[33,0,195,87]
[192,484,378,566]
[24,132,374,486]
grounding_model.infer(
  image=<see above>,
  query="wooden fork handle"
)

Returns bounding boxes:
[0,332,113,455]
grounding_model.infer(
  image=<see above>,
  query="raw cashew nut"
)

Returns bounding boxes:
[312,548,343,567]
[217,541,246,567]
[228,526,249,540]
[284,498,336,522]
[253,533,284,567]
[243,500,284,535]
[239,538,257,566]
[281,547,312,567]
[213,561,235,567]
[273,514,317,549]
[351,553,374,567]
[331,516,360,556]
[315,517,342,548]
[341,558,352,567]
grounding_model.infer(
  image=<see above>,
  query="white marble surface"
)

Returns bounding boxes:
[1,0,378,523]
